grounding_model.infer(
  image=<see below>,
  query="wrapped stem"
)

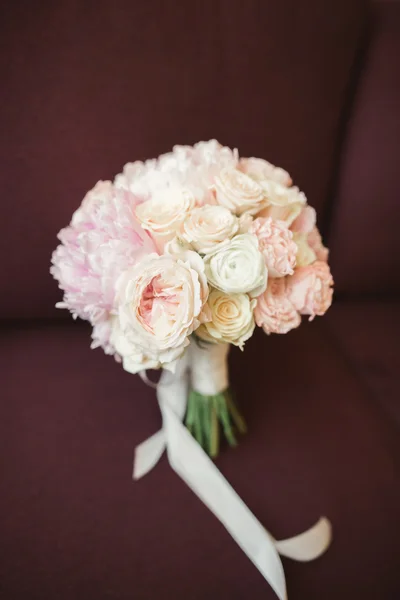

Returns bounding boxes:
[186,339,246,456]
[189,340,229,395]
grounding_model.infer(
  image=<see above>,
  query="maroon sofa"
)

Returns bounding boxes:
[1,1,399,599]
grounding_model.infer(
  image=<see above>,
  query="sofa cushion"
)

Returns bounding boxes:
[0,0,367,318]
[1,316,399,599]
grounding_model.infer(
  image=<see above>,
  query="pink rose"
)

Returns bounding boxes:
[286,261,333,318]
[291,206,316,234]
[249,217,297,278]
[111,251,209,372]
[307,227,329,262]
[255,278,301,334]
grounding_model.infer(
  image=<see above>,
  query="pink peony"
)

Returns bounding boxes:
[51,181,156,353]
[286,261,333,318]
[307,226,329,262]
[255,278,301,334]
[249,217,297,278]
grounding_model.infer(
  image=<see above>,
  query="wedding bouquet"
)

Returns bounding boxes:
[51,140,333,599]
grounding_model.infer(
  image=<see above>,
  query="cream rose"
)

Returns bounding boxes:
[196,289,256,349]
[181,205,239,253]
[292,232,317,267]
[164,235,192,258]
[239,157,292,187]
[249,217,297,278]
[135,186,195,250]
[203,233,267,297]
[214,167,266,215]
[111,252,209,372]
[286,261,333,318]
[255,278,301,335]
[257,181,306,226]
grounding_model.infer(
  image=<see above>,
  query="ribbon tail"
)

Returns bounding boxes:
[133,430,166,480]
[274,517,332,562]
[133,351,190,480]
[161,402,287,600]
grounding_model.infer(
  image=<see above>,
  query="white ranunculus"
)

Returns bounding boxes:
[214,167,266,215]
[181,205,239,253]
[135,186,196,250]
[196,289,256,349]
[111,252,209,372]
[292,233,317,267]
[203,233,267,297]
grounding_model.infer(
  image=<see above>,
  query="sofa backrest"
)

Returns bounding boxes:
[328,1,400,295]
[1,0,367,318]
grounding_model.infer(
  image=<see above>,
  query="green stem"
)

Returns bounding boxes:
[225,390,247,435]
[210,405,219,457]
[185,387,246,457]
[215,393,237,447]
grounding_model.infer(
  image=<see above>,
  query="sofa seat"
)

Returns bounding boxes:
[1,307,399,600]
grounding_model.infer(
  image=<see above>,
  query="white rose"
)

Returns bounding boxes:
[111,252,209,372]
[203,233,267,297]
[181,205,239,253]
[292,232,317,267]
[135,186,195,250]
[196,289,256,349]
[214,167,266,215]
[257,181,306,226]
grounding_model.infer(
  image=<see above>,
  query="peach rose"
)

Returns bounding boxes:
[286,261,333,318]
[249,217,297,278]
[135,186,195,250]
[181,205,239,253]
[255,278,301,335]
[239,157,292,187]
[111,252,209,372]
[308,227,329,262]
[214,167,266,215]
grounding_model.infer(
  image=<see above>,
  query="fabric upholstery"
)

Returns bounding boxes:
[328,1,400,294]
[0,0,366,318]
[2,2,400,599]
[325,299,400,425]
[1,318,399,600]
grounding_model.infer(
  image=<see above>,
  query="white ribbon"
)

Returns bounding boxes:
[133,344,332,599]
